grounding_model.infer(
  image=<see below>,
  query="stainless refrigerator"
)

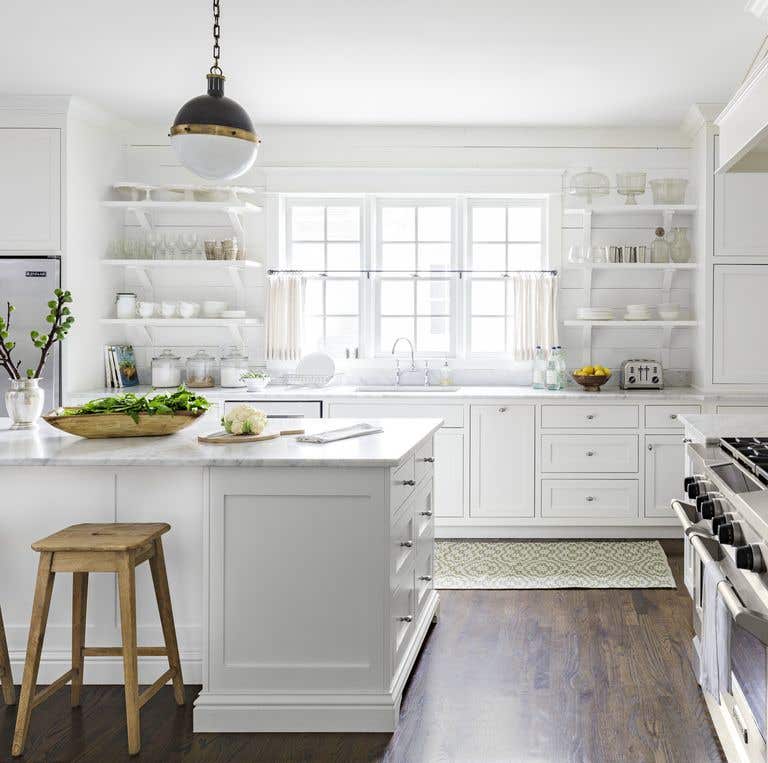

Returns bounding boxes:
[0,257,61,416]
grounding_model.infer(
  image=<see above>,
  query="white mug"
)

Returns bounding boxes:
[160,301,177,319]
[136,301,156,318]
[178,301,199,319]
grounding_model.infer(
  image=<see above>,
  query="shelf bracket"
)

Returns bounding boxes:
[662,209,675,232]
[661,268,675,303]
[582,209,593,253]
[582,324,592,367]
[584,267,593,309]
[226,322,244,344]
[126,265,152,293]
[661,324,673,369]
[130,207,152,232]
[227,209,245,241]
[227,266,245,308]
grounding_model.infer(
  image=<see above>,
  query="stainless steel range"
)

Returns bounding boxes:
[674,437,768,762]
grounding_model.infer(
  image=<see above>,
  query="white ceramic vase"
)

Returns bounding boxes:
[5,378,45,430]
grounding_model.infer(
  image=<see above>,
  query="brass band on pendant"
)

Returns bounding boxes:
[170,123,261,143]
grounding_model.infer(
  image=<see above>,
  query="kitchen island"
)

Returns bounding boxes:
[0,414,441,732]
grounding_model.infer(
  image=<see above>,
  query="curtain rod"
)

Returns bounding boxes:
[267,268,558,279]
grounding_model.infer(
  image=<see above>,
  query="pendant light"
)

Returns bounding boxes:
[170,0,260,180]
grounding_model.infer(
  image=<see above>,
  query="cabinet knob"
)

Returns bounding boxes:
[648,444,653,451]
[586,450,596,457]
[400,540,414,548]
[683,438,692,444]
[586,414,596,420]
[419,575,432,582]
[419,510,433,517]
[398,615,413,623]
[401,479,416,486]
[585,496,596,502]
[422,457,435,463]
[498,407,508,413]
[669,414,678,420]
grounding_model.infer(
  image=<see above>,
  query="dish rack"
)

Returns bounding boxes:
[278,373,335,387]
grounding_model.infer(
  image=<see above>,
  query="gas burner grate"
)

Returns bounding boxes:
[720,437,768,485]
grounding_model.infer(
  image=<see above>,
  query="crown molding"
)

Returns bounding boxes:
[680,103,723,138]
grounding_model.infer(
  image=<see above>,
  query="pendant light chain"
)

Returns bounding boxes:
[210,0,223,75]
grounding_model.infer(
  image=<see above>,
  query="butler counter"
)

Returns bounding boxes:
[0,415,441,732]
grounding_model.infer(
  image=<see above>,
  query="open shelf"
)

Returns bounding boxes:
[563,262,696,271]
[563,205,697,216]
[101,317,263,346]
[564,320,697,327]
[101,259,262,269]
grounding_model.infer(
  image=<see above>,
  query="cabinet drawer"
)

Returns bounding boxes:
[391,565,415,672]
[391,503,415,578]
[414,479,434,548]
[541,479,639,519]
[414,439,435,485]
[716,405,768,415]
[540,404,638,429]
[390,457,416,516]
[415,546,434,616]
[645,404,701,429]
[541,435,638,473]
[329,402,463,428]
[222,400,322,419]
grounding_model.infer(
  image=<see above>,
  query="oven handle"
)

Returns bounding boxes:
[670,499,711,537]
[689,533,768,646]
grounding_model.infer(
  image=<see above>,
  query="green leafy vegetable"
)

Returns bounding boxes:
[61,386,210,424]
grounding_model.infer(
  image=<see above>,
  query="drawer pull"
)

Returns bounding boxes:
[585,496,596,502]
[398,615,413,623]
[586,450,596,457]
[670,414,678,420]
[648,444,653,451]
[498,407,508,413]
[401,479,416,486]
[421,457,435,463]
[419,575,433,582]
[586,414,596,420]
[400,540,414,548]
[419,510,433,517]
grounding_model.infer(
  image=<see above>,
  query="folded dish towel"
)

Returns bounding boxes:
[297,423,383,444]
[700,557,732,698]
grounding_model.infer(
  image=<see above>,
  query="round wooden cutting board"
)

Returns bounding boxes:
[197,428,304,444]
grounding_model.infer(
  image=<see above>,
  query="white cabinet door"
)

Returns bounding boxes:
[645,434,685,518]
[713,265,768,384]
[433,428,464,518]
[715,167,768,256]
[470,404,535,518]
[0,128,61,251]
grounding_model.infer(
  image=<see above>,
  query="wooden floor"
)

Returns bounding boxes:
[0,543,724,762]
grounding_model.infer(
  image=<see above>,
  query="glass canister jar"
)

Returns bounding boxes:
[220,346,249,388]
[670,227,692,263]
[185,349,217,388]
[651,227,670,263]
[151,349,181,388]
[115,292,137,319]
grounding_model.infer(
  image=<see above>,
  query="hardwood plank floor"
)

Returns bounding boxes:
[0,544,724,762]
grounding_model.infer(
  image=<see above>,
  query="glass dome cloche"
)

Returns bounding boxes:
[568,167,610,205]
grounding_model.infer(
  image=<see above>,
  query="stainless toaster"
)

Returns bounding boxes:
[619,359,663,390]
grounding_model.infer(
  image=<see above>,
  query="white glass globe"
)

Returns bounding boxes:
[170,132,258,181]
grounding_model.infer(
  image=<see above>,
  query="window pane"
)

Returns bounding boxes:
[507,243,543,269]
[291,206,324,240]
[416,316,449,353]
[417,280,450,316]
[381,243,416,271]
[303,315,324,352]
[381,316,415,353]
[325,317,358,356]
[471,317,505,352]
[507,206,541,241]
[471,281,505,315]
[471,243,506,271]
[381,206,415,241]
[326,206,360,241]
[325,280,358,315]
[418,206,451,241]
[291,242,325,269]
[418,243,451,271]
[380,280,415,315]
[304,279,324,315]
[472,207,505,241]
[326,243,360,270]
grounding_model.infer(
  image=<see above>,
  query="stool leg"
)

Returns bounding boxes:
[0,605,16,705]
[12,552,55,757]
[117,554,140,756]
[149,538,185,705]
[71,572,88,707]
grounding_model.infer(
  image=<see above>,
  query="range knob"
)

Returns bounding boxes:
[684,474,704,491]
[718,522,744,546]
[712,513,736,534]
[687,480,710,500]
[628,375,636,384]
[651,376,659,384]
[698,496,724,520]
[736,544,766,573]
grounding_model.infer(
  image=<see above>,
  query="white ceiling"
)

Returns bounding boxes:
[8,0,767,127]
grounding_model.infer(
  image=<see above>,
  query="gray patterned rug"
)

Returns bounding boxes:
[434,540,676,589]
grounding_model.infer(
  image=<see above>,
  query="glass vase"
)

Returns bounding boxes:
[5,377,45,430]
[670,228,692,263]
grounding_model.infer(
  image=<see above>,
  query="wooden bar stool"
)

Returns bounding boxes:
[12,523,184,757]
[0,605,16,706]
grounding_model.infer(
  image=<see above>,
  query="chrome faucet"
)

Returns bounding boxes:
[391,337,416,386]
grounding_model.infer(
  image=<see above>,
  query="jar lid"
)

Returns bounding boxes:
[153,348,180,361]
[188,349,214,360]
[221,345,248,360]
[116,292,137,297]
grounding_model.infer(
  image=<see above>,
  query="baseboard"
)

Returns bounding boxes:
[9,651,202,685]
[436,525,683,539]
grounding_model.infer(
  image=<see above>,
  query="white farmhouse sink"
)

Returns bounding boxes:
[355,385,460,392]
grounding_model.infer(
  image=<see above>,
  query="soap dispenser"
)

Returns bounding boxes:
[439,358,453,386]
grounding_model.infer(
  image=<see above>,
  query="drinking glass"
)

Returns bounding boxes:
[568,244,584,264]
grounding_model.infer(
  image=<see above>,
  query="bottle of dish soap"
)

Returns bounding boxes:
[546,347,559,391]
[532,345,547,390]
[439,358,453,386]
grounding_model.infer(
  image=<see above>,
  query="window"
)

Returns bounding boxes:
[467,200,545,354]
[285,199,363,356]
[375,201,456,356]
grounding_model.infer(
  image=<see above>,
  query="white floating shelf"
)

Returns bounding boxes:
[101,259,262,269]
[563,262,696,271]
[564,320,697,327]
[101,317,263,345]
[563,205,697,216]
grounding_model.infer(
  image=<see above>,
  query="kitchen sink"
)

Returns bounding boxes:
[354,385,460,392]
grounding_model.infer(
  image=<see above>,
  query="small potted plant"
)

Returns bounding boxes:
[240,369,270,392]
[1,289,74,429]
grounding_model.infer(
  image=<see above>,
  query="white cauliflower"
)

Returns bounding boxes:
[222,404,268,436]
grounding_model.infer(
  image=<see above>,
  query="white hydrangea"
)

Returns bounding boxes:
[222,404,268,436]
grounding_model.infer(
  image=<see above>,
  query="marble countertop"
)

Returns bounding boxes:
[0,416,442,467]
[67,384,712,403]
[679,414,768,444]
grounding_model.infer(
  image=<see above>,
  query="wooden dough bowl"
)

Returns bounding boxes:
[42,409,204,438]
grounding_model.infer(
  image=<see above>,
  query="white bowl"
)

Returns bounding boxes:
[658,310,680,320]
[650,178,688,205]
[244,376,270,392]
[202,300,228,318]
[178,301,199,319]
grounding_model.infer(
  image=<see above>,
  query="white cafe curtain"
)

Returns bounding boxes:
[266,273,304,361]
[508,272,559,361]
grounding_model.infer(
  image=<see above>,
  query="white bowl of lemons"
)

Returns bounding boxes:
[572,365,611,392]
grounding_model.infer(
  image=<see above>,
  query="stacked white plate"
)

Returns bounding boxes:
[577,307,615,320]
[624,304,653,320]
